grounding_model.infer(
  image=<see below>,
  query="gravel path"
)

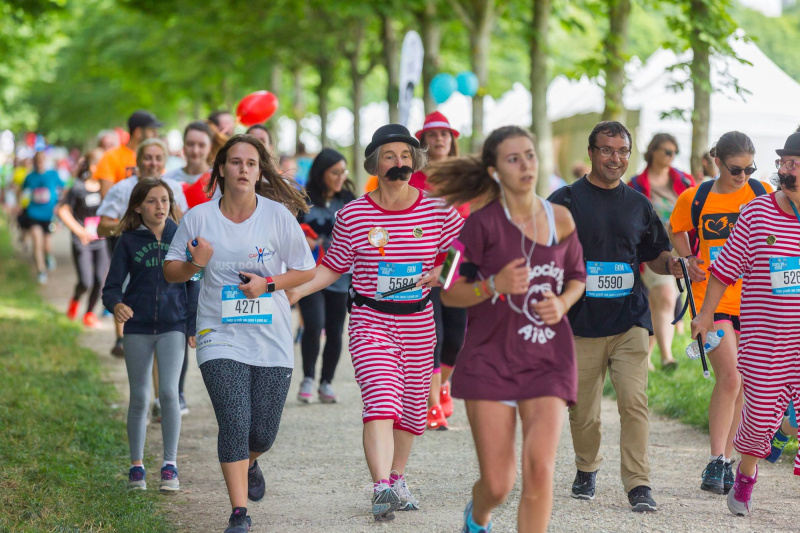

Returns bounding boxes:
[37,229,797,532]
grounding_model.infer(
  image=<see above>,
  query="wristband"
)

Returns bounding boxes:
[487,274,506,302]
[473,282,482,298]
[265,276,276,293]
[190,259,206,269]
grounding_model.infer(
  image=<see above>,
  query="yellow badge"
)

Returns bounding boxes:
[767,235,777,245]
[413,227,424,238]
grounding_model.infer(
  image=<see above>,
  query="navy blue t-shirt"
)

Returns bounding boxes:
[548,176,672,337]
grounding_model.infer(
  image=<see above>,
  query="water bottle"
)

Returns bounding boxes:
[186,239,204,281]
[686,329,725,360]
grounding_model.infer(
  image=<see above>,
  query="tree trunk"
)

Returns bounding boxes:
[601,0,631,122]
[469,0,496,152]
[317,60,333,147]
[531,0,554,196]
[419,1,441,115]
[383,14,400,123]
[350,60,365,192]
[690,0,711,178]
[292,67,304,152]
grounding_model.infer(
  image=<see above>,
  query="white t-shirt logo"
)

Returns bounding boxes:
[250,246,276,263]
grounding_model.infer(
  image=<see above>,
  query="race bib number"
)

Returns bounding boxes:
[84,216,100,239]
[769,257,800,295]
[710,245,741,280]
[585,261,634,298]
[221,286,273,324]
[376,261,423,301]
[32,187,51,204]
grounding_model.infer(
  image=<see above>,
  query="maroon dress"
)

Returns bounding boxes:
[451,200,586,405]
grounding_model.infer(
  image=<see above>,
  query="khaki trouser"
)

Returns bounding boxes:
[568,327,650,493]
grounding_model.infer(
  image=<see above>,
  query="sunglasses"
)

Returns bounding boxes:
[662,149,676,157]
[721,160,757,176]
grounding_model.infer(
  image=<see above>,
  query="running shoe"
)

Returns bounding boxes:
[571,469,596,500]
[461,500,492,533]
[297,377,314,404]
[82,312,101,328]
[293,325,303,344]
[628,485,657,512]
[318,381,338,404]
[371,482,400,522]
[766,427,790,463]
[179,393,189,416]
[110,338,124,358]
[128,465,146,490]
[700,455,725,494]
[440,381,454,418]
[151,399,161,424]
[390,472,419,511]
[37,272,47,285]
[727,464,757,516]
[427,404,448,430]
[46,254,56,271]
[66,299,79,320]
[247,460,265,502]
[724,459,735,495]
[223,508,251,533]
[159,464,179,492]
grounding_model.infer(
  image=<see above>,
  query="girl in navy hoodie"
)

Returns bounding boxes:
[102,177,198,492]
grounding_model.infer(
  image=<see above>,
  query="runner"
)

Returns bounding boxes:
[691,131,800,516]
[18,150,62,284]
[410,111,466,430]
[427,125,586,533]
[548,121,694,512]
[95,110,162,197]
[101,177,198,493]
[287,124,464,521]
[163,134,314,533]
[245,124,273,153]
[629,133,695,371]
[670,131,772,495]
[296,148,355,404]
[57,148,109,327]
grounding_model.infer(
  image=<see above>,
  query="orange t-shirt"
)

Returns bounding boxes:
[670,180,773,315]
[93,144,136,184]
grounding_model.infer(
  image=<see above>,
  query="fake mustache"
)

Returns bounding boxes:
[777,172,798,192]
[385,165,414,181]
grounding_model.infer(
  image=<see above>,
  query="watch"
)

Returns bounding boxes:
[265,276,276,293]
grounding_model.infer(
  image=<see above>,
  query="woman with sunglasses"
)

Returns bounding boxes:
[629,133,695,372]
[669,131,772,497]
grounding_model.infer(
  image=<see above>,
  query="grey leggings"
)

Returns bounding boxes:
[124,331,185,462]
[200,359,292,463]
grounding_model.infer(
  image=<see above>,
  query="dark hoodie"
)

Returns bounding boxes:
[102,218,198,336]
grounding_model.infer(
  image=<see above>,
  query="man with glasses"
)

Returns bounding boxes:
[549,121,691,512]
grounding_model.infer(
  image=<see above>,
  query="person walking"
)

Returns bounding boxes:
[18,150,62,284]
[163,134,314,533]
[102,178,198,493]
[548,121,695,512]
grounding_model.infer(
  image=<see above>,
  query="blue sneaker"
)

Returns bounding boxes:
[128,466,146,490]
[159,464,179,492]
[461,500,492,533]
[766,429,790,463]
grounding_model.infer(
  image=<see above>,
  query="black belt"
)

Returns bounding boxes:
[347,286,430,315]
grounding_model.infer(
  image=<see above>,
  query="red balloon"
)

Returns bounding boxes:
[236,91,279,126]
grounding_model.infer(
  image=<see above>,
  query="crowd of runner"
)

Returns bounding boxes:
[3,106,800,533]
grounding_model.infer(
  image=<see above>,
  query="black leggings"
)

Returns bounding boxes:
[200,359,292,463]
[430,287,467,370]
[298,289,348,383]
[71,241,110,314]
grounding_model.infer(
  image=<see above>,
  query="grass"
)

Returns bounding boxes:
[0,217,172,533]
[604,317,799,458]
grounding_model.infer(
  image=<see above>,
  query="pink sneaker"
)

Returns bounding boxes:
[727,464,757,516]
[297,377,313,404]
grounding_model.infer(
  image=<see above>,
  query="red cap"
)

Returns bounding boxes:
[414,111,460,141]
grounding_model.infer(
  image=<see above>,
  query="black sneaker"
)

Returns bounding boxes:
[571,470,597,500]
[247,461,265,502]
[723,459,735,495]
[701,455,725,494]
[110,338,124,358]
[628,485,657,512]
[224,507,251,533]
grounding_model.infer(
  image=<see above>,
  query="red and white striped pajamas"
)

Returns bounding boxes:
[322,192,464,435]
[709,194,800,474]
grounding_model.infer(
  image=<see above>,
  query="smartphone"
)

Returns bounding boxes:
[438,240,465,290]
[238,273,250,284]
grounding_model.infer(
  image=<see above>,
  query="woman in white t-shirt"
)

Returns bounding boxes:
[164,134,315,533]
[163,121,213,185]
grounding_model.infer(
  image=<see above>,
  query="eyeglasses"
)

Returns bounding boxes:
[721,160,757,176]
[662,149,676,157]
[775,159,800,172]
[593,146,631,160]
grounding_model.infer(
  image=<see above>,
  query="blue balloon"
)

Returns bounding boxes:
[430,73,457,104]
[456,71,479,97]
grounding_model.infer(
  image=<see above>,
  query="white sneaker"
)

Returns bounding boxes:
[318,381,338,404]
[297,377,314,404]
[391,472,419,511]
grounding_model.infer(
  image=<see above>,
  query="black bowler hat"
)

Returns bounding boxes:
[365,124,420,158]
[776,132,800,157]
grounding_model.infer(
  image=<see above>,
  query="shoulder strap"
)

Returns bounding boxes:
[562,185,573,209]
[748,178,767,197]
[690,180,715,233]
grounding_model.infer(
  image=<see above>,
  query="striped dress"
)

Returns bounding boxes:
[708,194,800,473]
[322,190,464,435]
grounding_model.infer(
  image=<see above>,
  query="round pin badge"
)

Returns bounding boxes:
[413,227,424,238]
[368,227,390,256]
[767,235,777,245]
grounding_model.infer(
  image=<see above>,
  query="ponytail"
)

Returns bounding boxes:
[426,156,500,206]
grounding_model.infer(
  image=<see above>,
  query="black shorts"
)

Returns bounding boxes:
[713,313,740,332]
[17,212,52,233]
